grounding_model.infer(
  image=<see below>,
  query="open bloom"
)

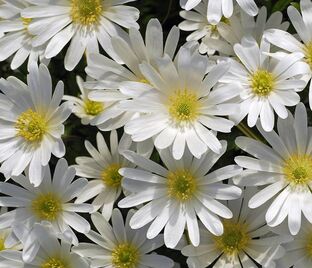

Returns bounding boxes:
[0,158,92,261]
[180,0,258,24]
[234,103,312,235]
[0,0,48,70]
[121,45,238,159]
[73,209,174,268]
[182,187,291,268]
[22,0,139,70]
[265,0,312,109]
[75,130,153,220]
[221,37,309,131]
[118,144,242,248]
[0,63,71,186]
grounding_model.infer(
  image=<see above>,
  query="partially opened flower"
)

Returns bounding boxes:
[182,188,291,268]
[180,0,258,24]
[265,0,312,109]
[22,0,139,70]
[0,158,92,261]
[121,45,238,159]
[73,209,174,268]
[75,130,153,220]
[234,103,312,235]
[221,37,309,131]
[118,143,242,248]
[0,0,49,70]
[0,63,71,186]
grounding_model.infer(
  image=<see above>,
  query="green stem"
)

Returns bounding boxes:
[236,122,262,142]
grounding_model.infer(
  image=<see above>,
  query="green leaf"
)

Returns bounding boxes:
[272,0,294,12]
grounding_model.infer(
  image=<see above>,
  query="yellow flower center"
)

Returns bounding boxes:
[168,90,200,123]
[41,257,68,268]
[71,0,103,26]
[101,163,122,188]
[111,243,139,268]
[31,193,62,221]
[283,154,312,186]
[21,17,32,30]
[84,99,104,116]
[214,220,250,256]
[167,170,197,201]
[304,42,312,70]
[16,109,47,142]
[0,237,5,251]
[250,70,275,96]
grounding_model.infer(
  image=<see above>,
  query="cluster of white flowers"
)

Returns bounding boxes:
[0,0,312,267]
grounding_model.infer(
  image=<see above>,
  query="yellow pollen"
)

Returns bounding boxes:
[31,193,62,221]
[101,163,122,188]
[0,237,5,251]
[283,154,312,186]
[111,243,139,268]
[21,17,32,29]
[71,0,103,26]
[167,170,197,201]
[16,109,47,142]
[214,220,250,256]
[250,69,275,96]
[168,89,200,123]
[84,99,104,116]
[41,257,68,268]
[304,42,312,70]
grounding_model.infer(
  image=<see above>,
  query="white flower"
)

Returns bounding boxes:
[0,63,71,186]
[234,103,312,235]
[198,6,289,57]
[265,0,312,109]
[0,0,48,70]
[121,44,238,159]
[73,209,174,268]
[0,223,89,267]
[118,144,242,248]
[276,220,312,268]
[221,37,309,132]
[182,188,291,268]
[86,18,180,98]
[22,0,139,71]
[180,0,258,24]
[74,130,153,220]
[0,158,93,261]
[0,250,23,268]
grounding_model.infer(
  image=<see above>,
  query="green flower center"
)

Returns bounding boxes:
[250,69,275,96]
[112,243,139,268]
[41,257,68,268]
[16,109,47,142]
[31,193,62,221]
[84,99,104,116]
[284,154,312,185]
[304,41,312,70]
[71,0,103,26]
[214,220,250,256]
[0,237,5,251]
[167,170,197,201]
[168,90,200,123]
[101,163,122,188]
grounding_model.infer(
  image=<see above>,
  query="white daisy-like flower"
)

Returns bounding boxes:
[85,18,180,98]
[0,158,93,261]
[221,37,309,132]
[0,223,89,267]
[265,0,312,109]
[276,220,312,268]
[198,6,289,57]
[234,103,312,235]
[180,0,258,24]
[0,63,71,186]
[74,130,153,220]
[0,0,48,70]
[0,250,23,268]
[182,187,291,268]
[22,0,139,71]
[118,143,242,248]
[63,75,130,130]
[120,44,238,159]
[73,209,174,268]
